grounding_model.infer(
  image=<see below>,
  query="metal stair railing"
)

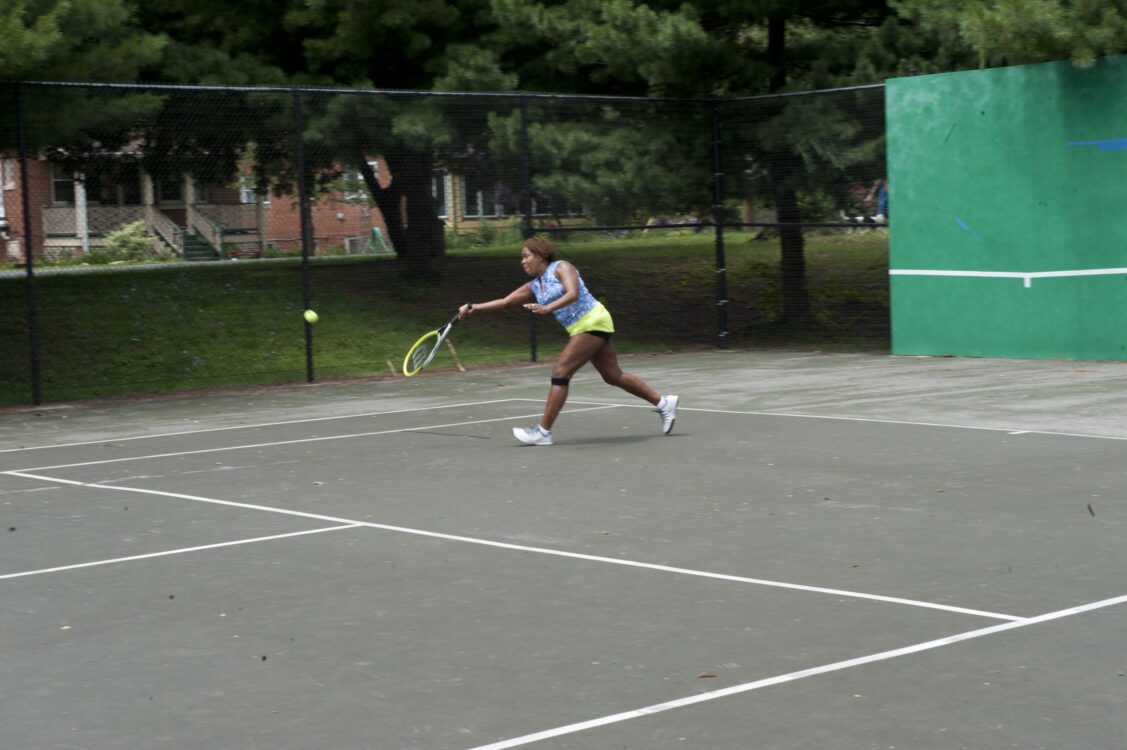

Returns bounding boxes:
[150,209,183,258]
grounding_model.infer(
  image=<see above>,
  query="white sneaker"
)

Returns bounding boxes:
[656,395,679,435]
[513,425,553,446]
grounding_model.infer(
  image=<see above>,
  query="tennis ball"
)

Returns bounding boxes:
[303,309,319,324]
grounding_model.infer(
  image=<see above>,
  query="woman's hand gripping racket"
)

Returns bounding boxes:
[402,310,465,377]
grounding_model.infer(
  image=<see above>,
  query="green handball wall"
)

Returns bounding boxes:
[887,55,1127,360]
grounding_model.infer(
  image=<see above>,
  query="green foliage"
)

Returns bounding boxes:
[483,102,712,224]
[0,1,168,155]
[491,0,715,94]
[445,224,526,251]
[890,0,1127,70]
[12,2,1127,97]
[490,0,894,95]
[0,1,65,78]
[83,220,159,264]
[0,0,166,81]
[432,44,519,92]
[276,0,500,89]
[103,219,152,255]
[797,189,840,222]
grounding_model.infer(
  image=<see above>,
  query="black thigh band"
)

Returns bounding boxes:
[585,330,613,341]
[551,377,570,387]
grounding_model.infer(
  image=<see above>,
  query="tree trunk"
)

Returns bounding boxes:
[392,153,445,260]
[767,12,810,324]
[776,186,810,323]
[358,152,445,281]
[767,13,787,93]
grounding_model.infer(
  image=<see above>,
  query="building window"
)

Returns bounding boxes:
[1,159,15,190]
[432,168,447,219]
[344,161,379,203]
[461,174,519,218]
[51,164,75,205]
[120,172,143,206]
[157,176,182,203]
[239,175,271,205]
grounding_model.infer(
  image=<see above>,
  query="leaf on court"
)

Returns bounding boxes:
[313,481,325,486]
[697,672,716,678]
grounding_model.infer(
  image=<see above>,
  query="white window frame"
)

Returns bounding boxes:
[239,175,271,205]
[344,161,379,203]
[50,163,76,206]
[157,175,182,204]
[461,174,507,219]
[432,168,448,219]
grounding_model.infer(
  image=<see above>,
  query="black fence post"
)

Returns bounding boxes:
[519,95,538,362]
[293,90,315,383]
[710,94,730,349]
[17,82,42,404]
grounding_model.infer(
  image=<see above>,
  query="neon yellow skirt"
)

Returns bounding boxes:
[565,302,615,337]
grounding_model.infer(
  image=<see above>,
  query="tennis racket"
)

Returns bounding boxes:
[402,312,462,377]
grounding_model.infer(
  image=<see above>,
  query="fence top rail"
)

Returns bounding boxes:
[1,79,699,104]
[1,79,884,104]
[721,82,885,102]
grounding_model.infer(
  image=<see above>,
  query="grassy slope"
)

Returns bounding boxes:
[0,232,888,405]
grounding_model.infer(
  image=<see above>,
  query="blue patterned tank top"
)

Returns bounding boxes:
[533,261,600,329]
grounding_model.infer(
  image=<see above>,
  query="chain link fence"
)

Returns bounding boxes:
[0,81,888,406]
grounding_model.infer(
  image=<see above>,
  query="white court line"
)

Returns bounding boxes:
[0,399,525,454]
[0,524,361,581]
[890,267,1127,288]
[550,399,1127,443]
[6,406,621,473]
[2,471,1020,622]
[462,591,1127,750]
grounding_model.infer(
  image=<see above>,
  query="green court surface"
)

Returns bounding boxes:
[2,350,1125,749]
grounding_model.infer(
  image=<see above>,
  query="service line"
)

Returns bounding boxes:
[4,470,1019,622]
[0,524,361,581]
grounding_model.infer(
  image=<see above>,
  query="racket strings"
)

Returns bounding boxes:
[409,342,431,372]
[404,316,458,376]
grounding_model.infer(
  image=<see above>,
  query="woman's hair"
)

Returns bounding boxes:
[523,237,557,262]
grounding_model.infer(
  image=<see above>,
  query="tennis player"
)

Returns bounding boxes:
[457,237,678,446]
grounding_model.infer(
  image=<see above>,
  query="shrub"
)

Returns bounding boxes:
[85,221,156,264]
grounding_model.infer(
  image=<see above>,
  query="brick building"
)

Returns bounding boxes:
[1,153,585,266]
[0,156,395,264]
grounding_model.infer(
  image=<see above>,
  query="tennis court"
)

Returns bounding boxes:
[2,350,1126,749]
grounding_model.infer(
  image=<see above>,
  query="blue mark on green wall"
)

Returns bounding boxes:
[1067,138,1127,151]
[955,217,983,242]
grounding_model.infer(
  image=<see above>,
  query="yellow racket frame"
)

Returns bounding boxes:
[402,330,441,377]
[402,313,460,377]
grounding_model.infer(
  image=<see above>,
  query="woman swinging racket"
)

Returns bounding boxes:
[457,237,678,446]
